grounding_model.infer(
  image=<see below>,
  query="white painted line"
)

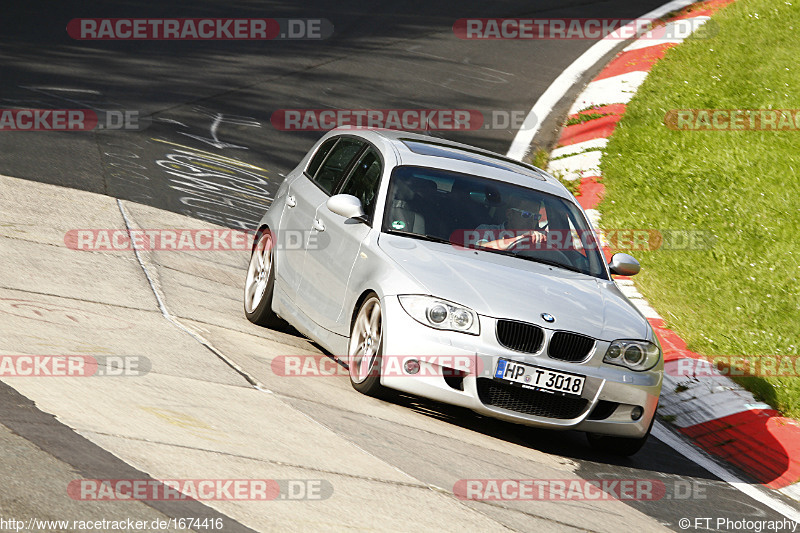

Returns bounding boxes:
[618,284,644,299]
[584,208,602,229]
[116,199,269,392]
[567,71,649,115]
[781,483,800,503]
[652,422,800,522]
[617,288,663,318]
[547,150,603,181]
[622,37,683,52]
[629,299,663,319]
[550,138,608,159]
[505,0,698,161]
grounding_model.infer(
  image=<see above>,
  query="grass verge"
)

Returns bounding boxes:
[600,0,800,417]
[529,148,581,196]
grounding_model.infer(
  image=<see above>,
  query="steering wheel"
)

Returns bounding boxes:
[506,233,572,265]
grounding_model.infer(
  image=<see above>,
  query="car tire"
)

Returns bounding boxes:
[348,294,387,397]
[244,229,282,328]
[586,415,654,456]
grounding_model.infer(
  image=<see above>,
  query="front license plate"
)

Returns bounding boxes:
[494,359,585,396]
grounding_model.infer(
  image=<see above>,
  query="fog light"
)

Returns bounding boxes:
[404,359,420,374]
[631,406,644,421]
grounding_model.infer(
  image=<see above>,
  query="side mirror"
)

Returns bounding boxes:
[327,194,366,220]
[608,253,641,276]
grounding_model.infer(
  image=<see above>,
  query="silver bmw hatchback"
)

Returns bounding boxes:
[244,128,663,455]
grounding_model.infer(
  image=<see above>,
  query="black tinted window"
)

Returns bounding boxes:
[313,138,364,194]
[339,150,382,220]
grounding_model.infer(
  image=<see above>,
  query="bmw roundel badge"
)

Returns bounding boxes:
[541,313,555,323]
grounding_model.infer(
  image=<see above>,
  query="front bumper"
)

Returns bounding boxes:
[380,296,662,438]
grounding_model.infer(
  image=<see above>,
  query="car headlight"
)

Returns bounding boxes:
[398,295,480,335]
[604,339,660,371]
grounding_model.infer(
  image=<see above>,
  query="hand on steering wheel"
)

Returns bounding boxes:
[504,230,546,250]
[505,231,574,267]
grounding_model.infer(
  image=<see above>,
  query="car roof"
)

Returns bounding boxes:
[325,127,573,200]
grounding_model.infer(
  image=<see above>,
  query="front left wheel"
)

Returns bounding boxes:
[244,230,282,328]
[348,294,387,397]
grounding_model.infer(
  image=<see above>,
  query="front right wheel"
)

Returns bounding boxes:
[348,294,387,397]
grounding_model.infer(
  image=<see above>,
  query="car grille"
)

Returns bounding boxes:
[476,378,589,419]
[496,320,544,353]
[548,331,595,362]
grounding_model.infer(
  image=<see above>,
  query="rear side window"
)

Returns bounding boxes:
[305,138,338,178]
[312,138,365,194]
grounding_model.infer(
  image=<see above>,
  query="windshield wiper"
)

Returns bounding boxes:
[385,229,454,245]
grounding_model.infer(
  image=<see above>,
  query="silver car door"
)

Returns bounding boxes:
[287,136,366,314]
[274,137,338,298]
[277,175,327,298]
[295,148,382,333]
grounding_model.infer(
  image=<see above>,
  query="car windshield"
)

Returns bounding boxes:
[382,165,608,279]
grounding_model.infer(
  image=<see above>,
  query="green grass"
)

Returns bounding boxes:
[564,112,611,127]
[600,0,800,418]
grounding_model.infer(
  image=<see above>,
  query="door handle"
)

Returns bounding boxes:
[313,218,325,232]
[286,195,297,208]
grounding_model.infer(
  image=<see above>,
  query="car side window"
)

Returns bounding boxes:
[338,149,382,220]
[305,138,338,178]
[312,138,365,194]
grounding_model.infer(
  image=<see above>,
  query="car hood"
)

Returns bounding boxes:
[378,234,649,341]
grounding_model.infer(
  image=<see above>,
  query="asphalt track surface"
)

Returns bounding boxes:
[0,1,796,531]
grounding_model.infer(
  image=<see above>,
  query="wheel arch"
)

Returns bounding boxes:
[349,289,381,332]
[251,224,271,254]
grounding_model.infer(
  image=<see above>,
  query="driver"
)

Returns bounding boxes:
[473,196,547,250]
